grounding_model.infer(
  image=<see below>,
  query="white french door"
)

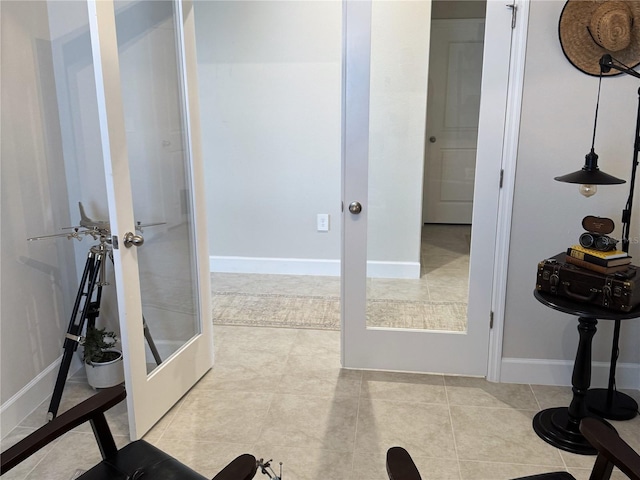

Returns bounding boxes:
[88,0,212,439]
[342,0,517,375]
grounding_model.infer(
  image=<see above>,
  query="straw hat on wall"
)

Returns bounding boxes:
[559,0,640,76]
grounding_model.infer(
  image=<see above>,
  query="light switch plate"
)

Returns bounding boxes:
[317,214,329,232]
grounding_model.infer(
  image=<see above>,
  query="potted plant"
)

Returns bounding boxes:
[82,326,124,389]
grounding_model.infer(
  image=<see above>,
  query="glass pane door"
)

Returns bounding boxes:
[342,0,508,375]
[114,0,199,373]
[89,0,212,439]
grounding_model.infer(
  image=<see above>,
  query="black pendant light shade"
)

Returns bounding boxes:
[554,149,626,185]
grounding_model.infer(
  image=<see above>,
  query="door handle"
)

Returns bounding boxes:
[348,201,362,214]
[429,136,436,143]
[123,232,144,248]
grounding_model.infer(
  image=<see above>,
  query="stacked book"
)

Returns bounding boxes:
[566,244,632,274]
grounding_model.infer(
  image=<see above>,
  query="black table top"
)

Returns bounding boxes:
[534,290,640,320]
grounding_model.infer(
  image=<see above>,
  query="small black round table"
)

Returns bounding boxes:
[532,290,640,455]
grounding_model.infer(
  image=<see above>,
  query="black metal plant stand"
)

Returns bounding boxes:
[585,85,640,421]
[532,291,639,455]
[584,55,640,420]
[585,316,638,420]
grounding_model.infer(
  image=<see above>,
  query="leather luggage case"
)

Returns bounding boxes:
[536,253,640,312]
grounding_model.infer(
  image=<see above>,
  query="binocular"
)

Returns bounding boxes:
[579,232,618,251]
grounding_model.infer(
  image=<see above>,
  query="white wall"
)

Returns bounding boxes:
[195,1,343,270]
[368,1,430,267]
[195,0,426,278]
[502,0,639,384]
[0,0,79,435]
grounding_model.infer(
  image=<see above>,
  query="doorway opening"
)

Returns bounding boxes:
[195,1,343,331]
[420,0,487,333]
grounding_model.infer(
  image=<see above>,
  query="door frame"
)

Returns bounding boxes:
[486,0,530,382]
[340,0,530,378]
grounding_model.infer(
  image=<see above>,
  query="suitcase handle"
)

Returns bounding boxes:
[561,283,598,302]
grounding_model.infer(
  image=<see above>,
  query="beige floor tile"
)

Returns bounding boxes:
[368,278,430,302]
[23,431,128,480]
[445,377,539,410]
[214,324,298,350]
[428,285,469,303]
[290,328,341,356]
[214,343,291,370]
[425,272,470,290]
[450,406,564,466]
[1,427,59,480]
[355,399,456,459]
[530,385,573,410]
[459,460,566,480]
[142,397,186,443]
[17,381,95,430]
[14,381,129,439]
[161,390,273,444]
[279,352,363,397]
[361,371,447,404]
[422,257,470,274]
[258,394,359,452]
[197,362,286,393]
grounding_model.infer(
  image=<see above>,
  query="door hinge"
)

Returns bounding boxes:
[499,169,504,188]
[506,3,517,29]
[490,311,494,329]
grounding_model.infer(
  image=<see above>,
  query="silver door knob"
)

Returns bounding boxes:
[348,202,362,214]
[123,232,144,248]
[429,136,436,143]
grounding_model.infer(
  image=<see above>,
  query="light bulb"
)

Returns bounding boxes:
[579,184,597,197]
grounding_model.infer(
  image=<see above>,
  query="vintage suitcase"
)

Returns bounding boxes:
[536,253,640,312]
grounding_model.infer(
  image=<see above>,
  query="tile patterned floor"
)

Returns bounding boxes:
[2,325,639,480]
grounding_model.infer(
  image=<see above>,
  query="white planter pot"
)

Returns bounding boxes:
[85,349,125,389]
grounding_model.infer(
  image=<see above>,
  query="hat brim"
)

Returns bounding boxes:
[559,0,640,76]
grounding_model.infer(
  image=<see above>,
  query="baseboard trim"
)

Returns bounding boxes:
[210,256,420,278]
[367,261,421,279]
[500,357,640,390]
[0,354,83,438]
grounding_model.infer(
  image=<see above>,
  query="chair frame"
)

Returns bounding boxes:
[386,417,640,480]
[1,385,126,474]
[1,385,257,480]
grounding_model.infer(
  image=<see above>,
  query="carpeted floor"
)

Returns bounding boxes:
[211,224,471,332]
[212,291,467,331]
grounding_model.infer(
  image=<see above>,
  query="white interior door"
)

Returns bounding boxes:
[342,0,514,375]
[88,0,212,439]
[423,19,485,224]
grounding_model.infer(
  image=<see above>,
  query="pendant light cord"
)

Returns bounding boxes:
[591,72,603,151]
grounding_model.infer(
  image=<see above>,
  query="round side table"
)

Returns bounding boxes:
[532,290,640,455]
